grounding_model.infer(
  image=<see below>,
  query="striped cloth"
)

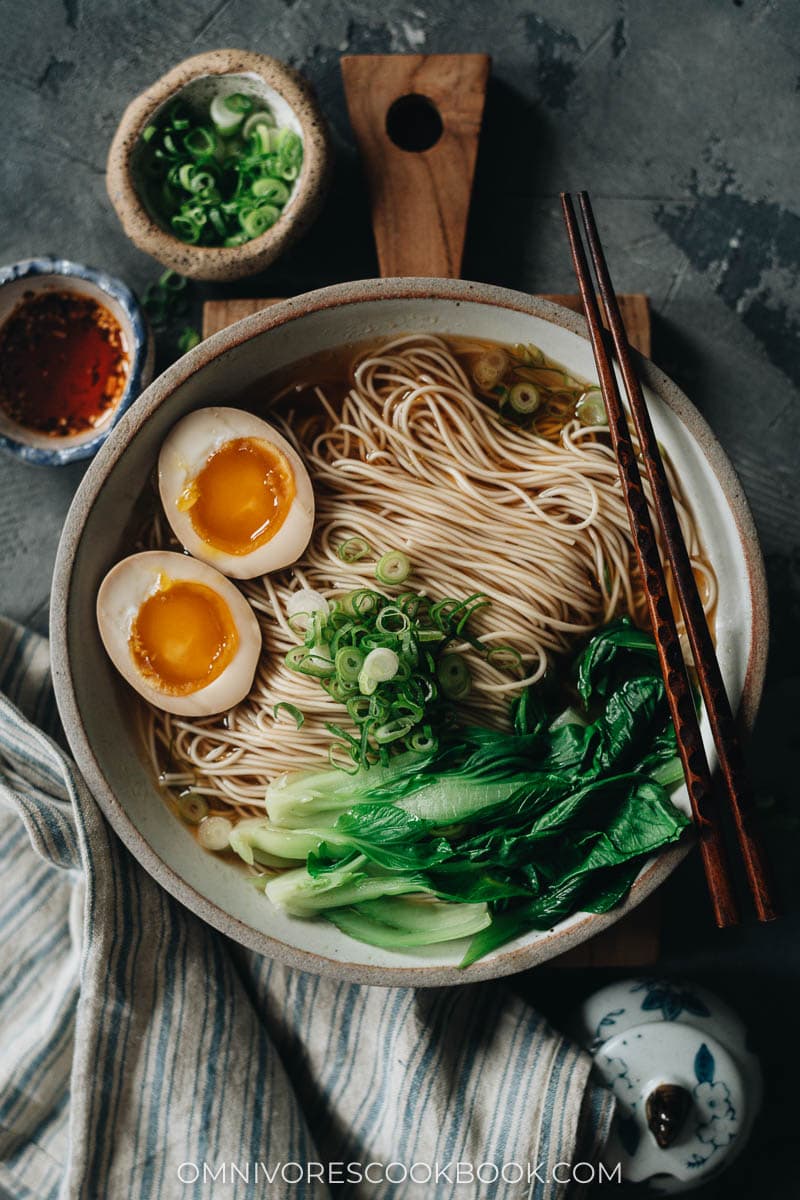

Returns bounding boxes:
[0,618,615,1200]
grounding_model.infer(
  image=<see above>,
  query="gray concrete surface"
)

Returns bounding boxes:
[0,1,797,1194]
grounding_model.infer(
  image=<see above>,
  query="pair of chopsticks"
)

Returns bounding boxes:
[560,191,778,928]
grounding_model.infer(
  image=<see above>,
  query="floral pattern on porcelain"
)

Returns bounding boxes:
[575,978,762,1193]
[581,977,738,1052]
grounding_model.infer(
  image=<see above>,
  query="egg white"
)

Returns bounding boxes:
[158,407,315,579]
[96,550,262,716]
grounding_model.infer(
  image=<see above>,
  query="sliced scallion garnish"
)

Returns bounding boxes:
[177,327,200,354]
[178,791,208,825]
[576,388,607,426]
[437,653,472,700]
[139,94,303,247]
[376,550,411,585]
[508,381,541,414]
[338,536,372,563]
[273,702,305,729]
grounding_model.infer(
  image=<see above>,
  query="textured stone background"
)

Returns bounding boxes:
[0,0,798,1193]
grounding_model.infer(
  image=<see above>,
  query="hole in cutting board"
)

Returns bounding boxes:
[385,94,443,152]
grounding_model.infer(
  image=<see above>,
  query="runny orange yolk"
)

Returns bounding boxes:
[129,579,239,696]
[181,437,296,556]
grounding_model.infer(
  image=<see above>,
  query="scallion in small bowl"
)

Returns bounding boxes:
[107,51,331,281]
[140,92,304,249]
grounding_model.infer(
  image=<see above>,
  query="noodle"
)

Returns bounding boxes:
[142,334,714,821]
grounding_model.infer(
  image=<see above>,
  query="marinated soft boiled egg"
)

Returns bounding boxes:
[96,550,261,716]
[158,407,314,580]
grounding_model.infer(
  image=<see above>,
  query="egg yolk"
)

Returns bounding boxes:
[181,437,296,556]
[129,579,239,696]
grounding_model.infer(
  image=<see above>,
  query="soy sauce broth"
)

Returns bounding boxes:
[238,333,592,443]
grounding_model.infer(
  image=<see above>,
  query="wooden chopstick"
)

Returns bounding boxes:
[574,192,780,923]
[560,191,739,928]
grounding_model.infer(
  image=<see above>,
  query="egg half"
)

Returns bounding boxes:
[96,550,262,716]
[158,407,315,579]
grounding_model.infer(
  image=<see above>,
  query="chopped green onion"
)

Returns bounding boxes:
[281,573,495,769]
[209,94,243,135]
[362,647,400,682]
[357,671,379,697]
[472,350,508,390]
[576,388,607,426]
[373,719,414,744]
[409,728,437,753]
[375,607,410,635]
[338,536,372,563]
[171,214,203,243]
[142,271,190,330]
[189,170,218,195]
[177,162,196,190]
[341,589,380,617]
[197,815,233,851]
[376,550,411,585]
[299,646,336,678]
[138,96,302,247]
[437,653,472,700]
[487,646,523,671]
[285,645,309,670]
[286,588,329,632]
[328,743,360,773]
[249,124,277,155]
[242,109,276,138]
[177,791,208,824]
[251,177,290,204]
[208,207,227,237]
[346,696,372,723]
[273,702,305,729]
[184,126,217,158]
[177,326,200,354]
[325,678,359,701]
[161,271,187,294]
[239,204,279,238]
[210,93,253,136]
[508,381,541,414]
[335,647,364,683]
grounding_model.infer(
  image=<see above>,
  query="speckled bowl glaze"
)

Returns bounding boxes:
[0,257,154,466]
[51,278,768,986]
[107,51,332,282]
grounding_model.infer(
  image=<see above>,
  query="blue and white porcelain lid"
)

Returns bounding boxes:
[574,979,762,1193]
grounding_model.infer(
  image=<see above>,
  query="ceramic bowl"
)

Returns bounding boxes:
[0,257,154,466]
[51,278,768,985]
[107,50,331,282]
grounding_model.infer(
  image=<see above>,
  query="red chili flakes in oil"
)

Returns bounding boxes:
[0,289,130,437]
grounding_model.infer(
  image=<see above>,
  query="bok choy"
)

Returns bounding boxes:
[230,620,691,965]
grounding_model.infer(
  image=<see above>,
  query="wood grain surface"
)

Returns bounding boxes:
[340,54,490,278]
[203,293,650,354]
[202,292,660,967]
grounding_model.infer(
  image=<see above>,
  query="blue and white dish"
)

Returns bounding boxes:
[574,977,762,1192]
[0,257,154,466]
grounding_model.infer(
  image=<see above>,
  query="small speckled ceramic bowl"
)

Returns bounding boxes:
[107,50,332,282]
[0,257,154,467]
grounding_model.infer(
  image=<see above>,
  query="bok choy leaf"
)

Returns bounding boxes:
[231,619,691,964]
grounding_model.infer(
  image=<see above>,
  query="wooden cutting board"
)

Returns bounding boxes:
[200,51,662,968]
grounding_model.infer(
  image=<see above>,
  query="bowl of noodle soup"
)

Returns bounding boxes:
[51,277,767,984]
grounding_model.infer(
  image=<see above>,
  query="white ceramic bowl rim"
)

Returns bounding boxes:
[51,277,769,985]
[0,256,152,465]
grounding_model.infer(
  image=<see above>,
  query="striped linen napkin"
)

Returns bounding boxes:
[0,617,615,1200]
